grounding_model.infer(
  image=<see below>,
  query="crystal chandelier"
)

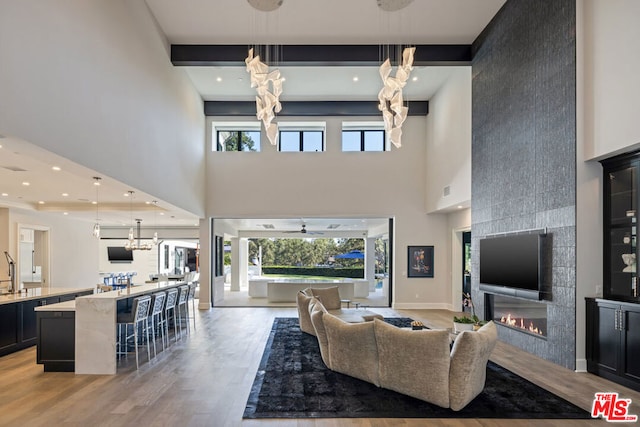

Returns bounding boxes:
[245,47,283,145]
[378,46,415,148]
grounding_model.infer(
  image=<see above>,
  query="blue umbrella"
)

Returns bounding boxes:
[335,250,365,259]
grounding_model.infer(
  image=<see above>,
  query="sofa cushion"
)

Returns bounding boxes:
[327,308,384,323]
[309,286,342,310]
[323,313,380,386]
[449,321,497,411]
[309,298,331,368]
[296,290,316,335]
[374,319,451,408]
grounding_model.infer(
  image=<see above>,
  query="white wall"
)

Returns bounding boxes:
[207,116,451,308]
[425,68,472,213]
[98,239,157,283]
[0,0,206,216]
[7,209,100,289]
[582,0,640,160]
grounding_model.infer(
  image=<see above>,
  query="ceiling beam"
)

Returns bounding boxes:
[171,44,472,67]
[204,100,428,117]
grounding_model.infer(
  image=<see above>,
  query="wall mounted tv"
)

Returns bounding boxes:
[479,233,547,300]
[107,246,133,263]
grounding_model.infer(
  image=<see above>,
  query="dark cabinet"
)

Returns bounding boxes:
[20,297,61,346]
[36,311,75,372]
[601,152,640,302]
[586,298,640,391]
[0,303,19,355]
[0,291,88,358]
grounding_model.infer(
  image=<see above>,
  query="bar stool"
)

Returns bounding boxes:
[186,282,197,332]
[176,285,189,337]
[116,295,152,370]
[149,292,167,357]
[163,288,179,343]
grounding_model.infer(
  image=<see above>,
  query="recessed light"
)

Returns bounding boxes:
[91,201,97,205]
[1,193,8,197]
[38,201,45,204]
[145,201,151,205]
[22,181,30,186]
[281,77,286,82]
[457,205,463,209]
[412,76,418,82]
[159,212,165,216]
[62,193,69,197]
[63,212,68,215]
[353,76,359,82]
[216,77,222,82]
[52,166,61,171]
[124,192,130,197]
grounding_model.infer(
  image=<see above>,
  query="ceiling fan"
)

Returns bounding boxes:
[283,224,324,235]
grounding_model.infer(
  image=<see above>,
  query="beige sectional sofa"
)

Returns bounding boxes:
[298,289,498,411]
[296,287,383,335]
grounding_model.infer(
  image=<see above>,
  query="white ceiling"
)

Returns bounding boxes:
[0,0,504,232]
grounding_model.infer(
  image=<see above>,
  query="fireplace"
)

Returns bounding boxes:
[485,294,547,339]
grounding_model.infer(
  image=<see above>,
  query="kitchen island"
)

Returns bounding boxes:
[37,281,187,375]
[0,287,94,357]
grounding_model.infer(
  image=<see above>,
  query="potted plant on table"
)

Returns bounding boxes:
[453,292,485,333]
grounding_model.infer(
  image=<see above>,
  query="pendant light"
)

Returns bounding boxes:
[92,177,101,239]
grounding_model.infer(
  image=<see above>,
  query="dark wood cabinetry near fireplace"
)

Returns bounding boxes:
[588,152,640,391]
[601,152,640,302]
[586,298,640,391]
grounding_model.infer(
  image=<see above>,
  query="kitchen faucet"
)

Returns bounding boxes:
[0,251,16,293]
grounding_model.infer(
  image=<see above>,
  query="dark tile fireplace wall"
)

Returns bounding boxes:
[471,0,577,369]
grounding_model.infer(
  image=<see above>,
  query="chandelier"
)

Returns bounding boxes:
[92,176,101,239]
[378,46,415,148]
[124,191,154,251]
[126,219,153,251]
[245,47,283,145]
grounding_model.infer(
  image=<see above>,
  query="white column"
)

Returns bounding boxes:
[365,237,376,281]
[198,218,211,309]
[239,238,249,289]
[230,238,240,292]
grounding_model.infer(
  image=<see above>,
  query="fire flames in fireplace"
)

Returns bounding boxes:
[500,313,544,336]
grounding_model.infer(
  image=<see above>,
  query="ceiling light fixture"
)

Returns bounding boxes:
[92,177,101,239]
[52,166,61,171]
[377,0,414,12]
[152,200,159,245]
[247,0,283,12]
[245,48,283,146]
[378,46,415,148]
[124,191,153,251]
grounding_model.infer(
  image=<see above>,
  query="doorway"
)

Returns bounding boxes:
[462,231,471,310]
[18,224,50,289]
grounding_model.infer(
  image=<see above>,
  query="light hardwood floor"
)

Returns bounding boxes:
[0,306,636,427]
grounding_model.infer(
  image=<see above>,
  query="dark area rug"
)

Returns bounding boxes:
[243,317,591,419]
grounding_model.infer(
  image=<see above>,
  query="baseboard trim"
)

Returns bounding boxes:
[392,302,452,310]
[575,359,587,373]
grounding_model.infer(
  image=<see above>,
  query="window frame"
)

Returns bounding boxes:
[212,122,261,152]
[341,122,388,152]
[277,122,326,152]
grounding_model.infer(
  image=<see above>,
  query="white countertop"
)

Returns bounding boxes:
[34,300,76,312]
[0,287,94,306]
[80,280,185,301]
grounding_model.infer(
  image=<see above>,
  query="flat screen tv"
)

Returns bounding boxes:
[107,246,133,263]
[479,233,546,300]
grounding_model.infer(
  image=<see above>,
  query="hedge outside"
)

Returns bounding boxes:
[261,266,364,279]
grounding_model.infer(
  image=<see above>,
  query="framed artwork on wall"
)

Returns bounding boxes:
[407,245,434,278]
